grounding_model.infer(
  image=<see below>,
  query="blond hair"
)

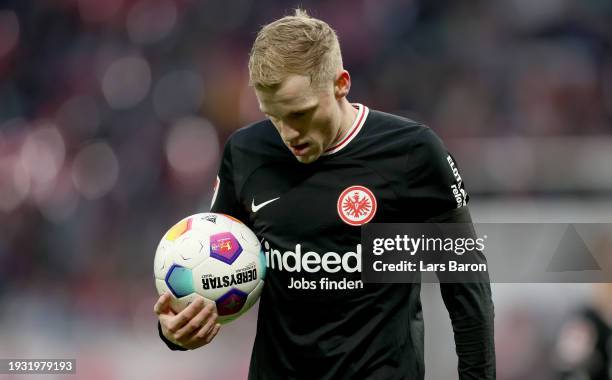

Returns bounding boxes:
[248,9,343,89]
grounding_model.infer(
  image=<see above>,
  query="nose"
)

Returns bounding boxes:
[278,120,300,142]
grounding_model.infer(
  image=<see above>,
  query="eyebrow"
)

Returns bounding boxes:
[261,104,317,118]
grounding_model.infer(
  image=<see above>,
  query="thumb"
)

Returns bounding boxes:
[154,292,175,316]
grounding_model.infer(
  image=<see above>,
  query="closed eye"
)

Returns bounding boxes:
[289,107,316,119]
[262,105,316,121]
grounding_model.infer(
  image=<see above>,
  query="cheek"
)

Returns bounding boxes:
[304,121,324,142]
[309,114,334,142]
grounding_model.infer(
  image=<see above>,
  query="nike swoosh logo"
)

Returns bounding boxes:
[251,197,280,213]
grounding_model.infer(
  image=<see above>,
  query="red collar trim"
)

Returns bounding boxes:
[323,103,369,155]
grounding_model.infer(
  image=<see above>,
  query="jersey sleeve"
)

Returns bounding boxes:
[210,137,248,222]
[435,207,497,380]
[401,127,496,378]
[400,127,469,221]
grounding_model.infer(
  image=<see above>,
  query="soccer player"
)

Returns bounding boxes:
[154,9,495,379]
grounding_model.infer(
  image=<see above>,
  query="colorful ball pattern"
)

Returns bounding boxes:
[154,213,265,324]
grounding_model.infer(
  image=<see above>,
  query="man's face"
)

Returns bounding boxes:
[255,74,340,164]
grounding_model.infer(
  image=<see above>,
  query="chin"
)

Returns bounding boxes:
[295,154,320,164]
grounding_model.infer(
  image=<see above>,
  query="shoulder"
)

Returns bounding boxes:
[227,119,281,148]
[220,119,291,186]
[223,119,288,160]
[365,110,427,137]
[358,109,446,160]
[363,109,460,186]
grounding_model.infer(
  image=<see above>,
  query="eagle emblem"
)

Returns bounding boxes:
[337,185,377,226]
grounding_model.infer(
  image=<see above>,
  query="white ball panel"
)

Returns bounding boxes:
[170,293,212,314]
[155,278,170,296]
[172,231,208,269]
[232,221,260,253]
[191,255,258,301]
[223,250,260,294]
[190,213,225,230]
[190,214,247,243]
[154,240,172,279]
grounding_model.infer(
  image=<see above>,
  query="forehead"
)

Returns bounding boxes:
[255,75,319,114]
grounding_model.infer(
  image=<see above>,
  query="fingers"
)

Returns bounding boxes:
[165,298,207,334]
[153,292,171,315]
[197,306,218,337]
[195,317,216,339]
[174,302,217,340]
[188,322,221,346]
[156,296,222,348]
[204,323,222,344]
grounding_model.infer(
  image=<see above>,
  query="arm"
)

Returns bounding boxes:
[404,127,495,378]
[432,207,496,380]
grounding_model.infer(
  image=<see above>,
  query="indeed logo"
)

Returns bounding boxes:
[262,241,362,273]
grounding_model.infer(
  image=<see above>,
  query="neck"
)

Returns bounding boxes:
[331,99,358,146]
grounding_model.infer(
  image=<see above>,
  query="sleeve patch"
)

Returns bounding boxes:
[447,155,467,208]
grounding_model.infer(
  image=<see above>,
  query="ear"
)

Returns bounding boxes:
[333,70,351,99]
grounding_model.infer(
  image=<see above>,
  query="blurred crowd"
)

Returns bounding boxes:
[1,0,611,379]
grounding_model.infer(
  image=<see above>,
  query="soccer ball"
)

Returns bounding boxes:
[154,213,265,324]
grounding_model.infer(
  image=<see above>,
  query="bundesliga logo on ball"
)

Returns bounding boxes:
[154,213,266,324]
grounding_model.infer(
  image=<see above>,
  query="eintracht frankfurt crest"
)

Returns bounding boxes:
[337,185,377,226]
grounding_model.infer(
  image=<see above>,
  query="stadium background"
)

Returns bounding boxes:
[0,0,611,379]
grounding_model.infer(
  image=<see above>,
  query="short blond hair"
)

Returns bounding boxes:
[248,9,343,89]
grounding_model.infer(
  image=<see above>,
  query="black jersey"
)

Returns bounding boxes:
[161,104,495,379]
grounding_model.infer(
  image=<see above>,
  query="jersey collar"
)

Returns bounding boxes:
[323,103,369,156]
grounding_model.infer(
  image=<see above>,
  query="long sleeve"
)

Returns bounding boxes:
[398,127,496,378]
[434,207,496,380]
